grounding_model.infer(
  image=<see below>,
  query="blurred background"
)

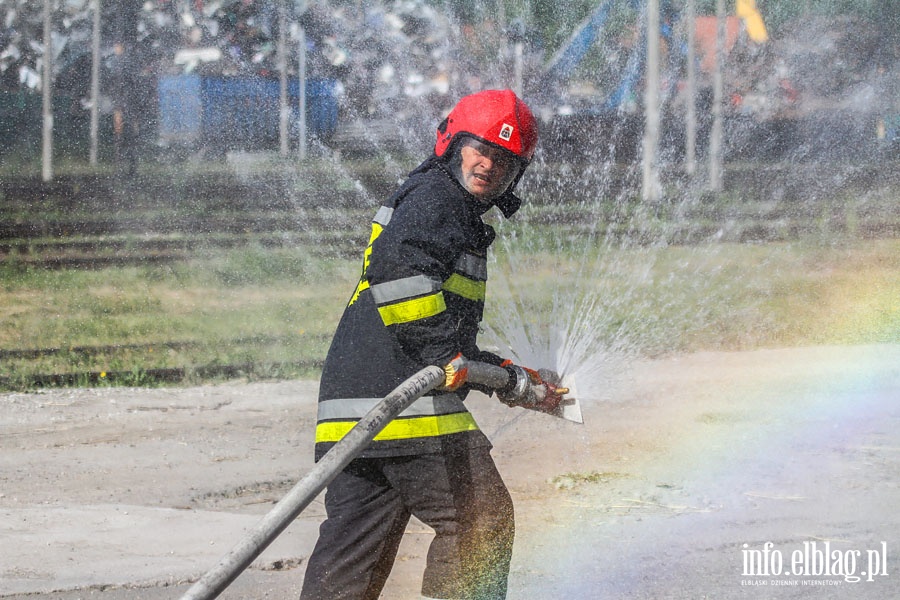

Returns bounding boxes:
[1,0,897,169]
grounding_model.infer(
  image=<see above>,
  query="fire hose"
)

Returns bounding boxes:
[180,361,536,600]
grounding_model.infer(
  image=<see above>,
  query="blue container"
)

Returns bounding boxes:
[158,74,203,144]
[158,75,338,150]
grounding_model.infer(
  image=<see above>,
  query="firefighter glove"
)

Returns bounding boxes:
[440,352,469,391]
[498,362,565,415]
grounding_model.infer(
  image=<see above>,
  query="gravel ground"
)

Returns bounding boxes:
[1,344,898,599]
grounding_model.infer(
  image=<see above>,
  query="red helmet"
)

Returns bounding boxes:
[435,89,538,162]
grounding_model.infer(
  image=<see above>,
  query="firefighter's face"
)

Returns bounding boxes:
[456,139,520,201]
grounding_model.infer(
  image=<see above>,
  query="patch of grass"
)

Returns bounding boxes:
[486,237,899,357]
[675,239,900,350]
[1,205,897,390]
[0,245,357,389]
[549,471,629,490]
[697,411,755,425]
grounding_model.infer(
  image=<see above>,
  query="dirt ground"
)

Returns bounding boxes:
[1,344,898,599]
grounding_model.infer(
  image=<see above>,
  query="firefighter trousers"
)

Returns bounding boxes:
[299,444,514,600]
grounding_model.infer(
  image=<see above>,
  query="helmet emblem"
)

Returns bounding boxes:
[499,123,514,141]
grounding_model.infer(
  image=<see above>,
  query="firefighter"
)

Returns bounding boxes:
[301,89,559,600]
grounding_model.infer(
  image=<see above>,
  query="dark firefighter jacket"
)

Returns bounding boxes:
[314,159,513,460]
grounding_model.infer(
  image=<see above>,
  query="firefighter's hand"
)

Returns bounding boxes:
[439,352,469,391]
[535,368,568,413]
[498,363,565,415]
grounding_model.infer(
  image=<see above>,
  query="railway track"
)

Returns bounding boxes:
[0,230,364,268]
[0,359,325,389]
[0,170,380,268]
[0,334,331,390]
[4,166,898,268]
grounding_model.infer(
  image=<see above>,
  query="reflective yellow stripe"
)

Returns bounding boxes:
[315,412,479,443]
[442,273,486,301]
[349,278,370,306]
[348,222,383,307]
[377,292,446,325]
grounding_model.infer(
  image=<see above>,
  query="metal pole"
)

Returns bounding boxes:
[708,0,725,192]
[180,365,445,600]
[89,0,101,166]
[684,0,696,176]
[513,41,524,97]
[278,0,289,156]
[42,0,53,182]
[642,0,661,202]
[297,25,307,160]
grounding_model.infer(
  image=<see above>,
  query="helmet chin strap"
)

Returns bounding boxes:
[493,189,522,218]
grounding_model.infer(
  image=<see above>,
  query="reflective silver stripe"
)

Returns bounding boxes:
[317,395,468,421]
[374,205,393,226]
[371,274,443,305]
[455,252,487,281]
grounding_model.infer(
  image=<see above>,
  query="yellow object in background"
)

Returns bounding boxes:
[736,0,769,43]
